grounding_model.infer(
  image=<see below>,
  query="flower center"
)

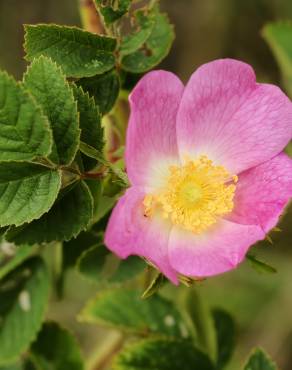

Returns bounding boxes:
[143,155,238,234]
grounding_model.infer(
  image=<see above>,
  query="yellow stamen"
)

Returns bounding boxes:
[143,155,237,234]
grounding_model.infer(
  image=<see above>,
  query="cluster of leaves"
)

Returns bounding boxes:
[77,286,276,370]
[0,245,278,369]
[0,0,287,369]
[76,285,278,370]
[0,1,174,369]
[0,0,175,244]
[0,0,177,368]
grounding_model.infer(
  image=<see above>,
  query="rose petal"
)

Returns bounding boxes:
[228,152,292,232]
[104,187,178,284]
[168,220,264,277]
[177,59,292,174]
[126,70,184,188]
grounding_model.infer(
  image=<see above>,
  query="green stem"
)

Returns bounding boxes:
[180,287,217,362]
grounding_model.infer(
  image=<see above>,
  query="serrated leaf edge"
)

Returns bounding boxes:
[0,167,62,228]
[23,23,117,62]
[111,338,199,370]
[243,347,278,370]
[0,70,53,162]
[72,83,105,152]
[6,180,94,243]
[23,55,81,166]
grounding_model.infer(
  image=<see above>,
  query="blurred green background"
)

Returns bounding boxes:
[1,0,292,369]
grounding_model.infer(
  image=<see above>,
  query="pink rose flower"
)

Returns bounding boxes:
[105,59,292,284]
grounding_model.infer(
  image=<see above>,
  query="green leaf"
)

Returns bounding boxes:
[244,348,277,370]
[78,244,145,284]
[109,256,145,283]
[63,231,98,270]
[113,338,215,370]
[212,309,235,369]
[93,192,117,223]
[246,253,277,274]
[30,322,84,370]
[121,7,174,73]
[73,86,103,152]
[94,0,131,25]
[0,257,50,365]
[262,22,292,97]
[79,288,185,338]
[76,70,120,114]
[0,364,23,370]
[23,356,40,370]
[0,71,52,162]
[23,56,80,165]
[120,10,155,56]
[72,85,103,170]
[79,141,103,161]
[77,244,110,283]
[5,181,93,244]
[85,179,102,223]
[24,24,117,78]
[0,245,34,281]
[0,162,61,227]
[59,229,100,297]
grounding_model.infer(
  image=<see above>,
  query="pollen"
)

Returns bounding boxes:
[143,155,237,234]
